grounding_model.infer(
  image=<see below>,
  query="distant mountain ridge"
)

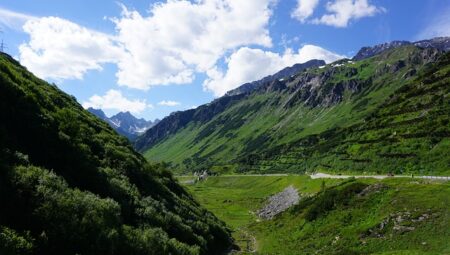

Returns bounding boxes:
[87,108,159,140]
[225,59,326,96]
[353,37,450,60]
[134,59,325,151]
[136,37,450,175]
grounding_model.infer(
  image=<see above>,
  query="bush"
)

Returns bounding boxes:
[0,226,34,255]
[0,53,232,255]
[305,182,367,221]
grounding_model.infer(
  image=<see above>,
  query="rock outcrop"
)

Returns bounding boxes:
[257,186,300,220]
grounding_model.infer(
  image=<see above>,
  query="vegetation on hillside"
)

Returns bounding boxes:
[241,49,450,175]
[0,52,232,255]
[143,46,449,175]
[183,176,450,254]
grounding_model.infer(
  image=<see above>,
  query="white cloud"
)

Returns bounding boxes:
[203,45,345,96]
[82,89,148,114]
[296,44,346,62]
[158,100,181,107]
[11,2,354,99]
[312,0,385,27]
[0,7,36,30]
[291,0,320,22]
[417,6,450,40]
[19,17,124,80]
[16,1,276,90]
[111,0,275,90]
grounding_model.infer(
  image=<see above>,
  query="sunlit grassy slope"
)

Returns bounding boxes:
[145,47,450,175]
[182,175,342,252]
[182,176,450,254]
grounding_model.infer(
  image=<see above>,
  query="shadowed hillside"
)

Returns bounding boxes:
[0,52,232,255]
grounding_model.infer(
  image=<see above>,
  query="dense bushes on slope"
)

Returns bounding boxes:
[0,53,232,255]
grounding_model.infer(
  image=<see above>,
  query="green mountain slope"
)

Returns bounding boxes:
[140,45,449,175]
[245,51,450,175]
[0,52,232,255]
[183,175,450,254]
[252,179,450,255]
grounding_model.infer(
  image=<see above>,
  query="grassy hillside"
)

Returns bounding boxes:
[241,49,450,175]
[143,46,449,175]
[182,175,341,251]
[0,52,232,255]
[182,176,450,254]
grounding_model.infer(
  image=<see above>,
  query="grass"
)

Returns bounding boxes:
[145,47,450,176]
[181,175,341,251]
[180,175,450,254]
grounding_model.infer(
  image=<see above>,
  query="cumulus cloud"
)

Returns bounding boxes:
[203,45,345,96]
[113,0,274,89]
[158,100,181,107]
[291,0,320,22]
[12,2,349,99]
[312,0,385,27]
[82,89,148,114]
[19,17,124,80]
[16,1,275,90]
[296,44,346,62]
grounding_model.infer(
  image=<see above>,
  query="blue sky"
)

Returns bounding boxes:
[0,0,449,121]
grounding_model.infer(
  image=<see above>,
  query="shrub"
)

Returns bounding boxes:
[305,182,367,221]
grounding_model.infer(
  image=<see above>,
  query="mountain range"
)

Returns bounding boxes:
[1,32,449,255]
[87,108,159,141]
[353,37,450,60]
[133,59,327,151]
[135,37,450,175]
[225,59,326,96]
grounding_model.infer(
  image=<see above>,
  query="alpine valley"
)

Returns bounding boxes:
[136,37,450,176]
[1,30,449,255]
[136,37,450,254]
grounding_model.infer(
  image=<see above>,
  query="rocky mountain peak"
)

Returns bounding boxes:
[88,108,158,141]
[225,59,326,96]
[353,36,450,61]
[87,107,107,120]
[112,111,135,120]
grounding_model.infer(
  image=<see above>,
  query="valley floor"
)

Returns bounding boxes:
[310,173,450,180]
[179,175,450,255]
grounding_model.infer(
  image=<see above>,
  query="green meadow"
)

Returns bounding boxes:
[181,175,450,254]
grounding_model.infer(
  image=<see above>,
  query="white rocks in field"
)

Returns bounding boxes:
[257,185,299,220]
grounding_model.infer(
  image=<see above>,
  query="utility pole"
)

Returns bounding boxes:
[0,29,5,52]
